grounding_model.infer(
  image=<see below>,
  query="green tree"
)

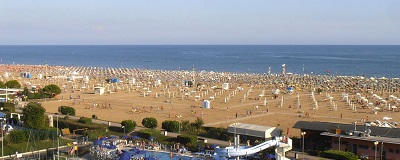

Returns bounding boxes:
[121,120,137,133]
[5,80,21,88]
[162,120,179,132]
[22,102,46,129]
[0,81,5,88]
[191,117,204,130]
[43,84,61,98]
[142,117,158,128]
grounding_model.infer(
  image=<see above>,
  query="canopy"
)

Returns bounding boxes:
[0,112,6,118]
[227,123,281,139]
[119,150,133,160]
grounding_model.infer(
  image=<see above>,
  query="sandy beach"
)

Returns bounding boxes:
[2,64,400,138]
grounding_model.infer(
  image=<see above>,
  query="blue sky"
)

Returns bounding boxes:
[1,1,400,45]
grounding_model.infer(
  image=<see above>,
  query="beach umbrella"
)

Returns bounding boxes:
[132,135,140,139]
[110,135,119,139]
[121,135,130,139]
[266,154,275,159]
[119,150,133,160]
[93,140,103,145]
[210,144,218,149]
[148,136,155,140]
[99,137,108,141]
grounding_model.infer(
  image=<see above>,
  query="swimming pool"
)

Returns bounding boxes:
[129,150,211,160]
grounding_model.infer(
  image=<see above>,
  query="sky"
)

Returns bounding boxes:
[1,0,400,45]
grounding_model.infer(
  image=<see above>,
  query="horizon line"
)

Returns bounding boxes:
[1,44,399,46]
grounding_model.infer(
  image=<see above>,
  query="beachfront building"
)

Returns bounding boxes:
[293,121,400,160]
[227,123,282,142]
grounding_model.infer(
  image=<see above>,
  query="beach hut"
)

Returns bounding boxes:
[129,78,136,84]
[20,72,32,78]
[83,76,89,83]
[155,79,161,86]
[3,72,9,78]
[203,100,211,109]
[67,75,75,81]
[222,83,229,90]
[94,87,105,95]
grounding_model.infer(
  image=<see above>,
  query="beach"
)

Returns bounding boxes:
[2,64,400,137]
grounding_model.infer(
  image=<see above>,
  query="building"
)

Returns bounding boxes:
[227,123,281,141]
[94,87,105,95]
[293,121,400,160]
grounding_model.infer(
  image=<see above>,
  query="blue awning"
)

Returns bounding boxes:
[0,112,6,118]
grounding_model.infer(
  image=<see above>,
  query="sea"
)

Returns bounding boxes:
[1,45,400,78]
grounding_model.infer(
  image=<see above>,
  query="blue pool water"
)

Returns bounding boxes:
[131,150,211,160]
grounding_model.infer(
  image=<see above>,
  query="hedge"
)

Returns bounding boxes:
[78,117,92,124]
[87,129,110,141]
[6,127,59,144]
[177,134,197,145]
[202,127,230,141]
[6,130,27,144]
[137,129,161,140]
[319,150,358,160]
[0,102,15,112]
[55,118,107,134]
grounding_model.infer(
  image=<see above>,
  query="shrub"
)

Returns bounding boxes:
[7,130,27,143]
[58,106,76,116]
[162,120,179,133]
[320,150,358,160]
[202,127,230,141]
[142,117,158,128]
[78,117,92,124]
[190,117,204,130]
[177,134,197,146]
[0,102,15,113]
[121,120,137,133]
[138,129,160,140]
[56,118,106,133]
[87,129,110,141]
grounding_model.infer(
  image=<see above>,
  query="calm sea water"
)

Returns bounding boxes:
[1,45,400,78]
